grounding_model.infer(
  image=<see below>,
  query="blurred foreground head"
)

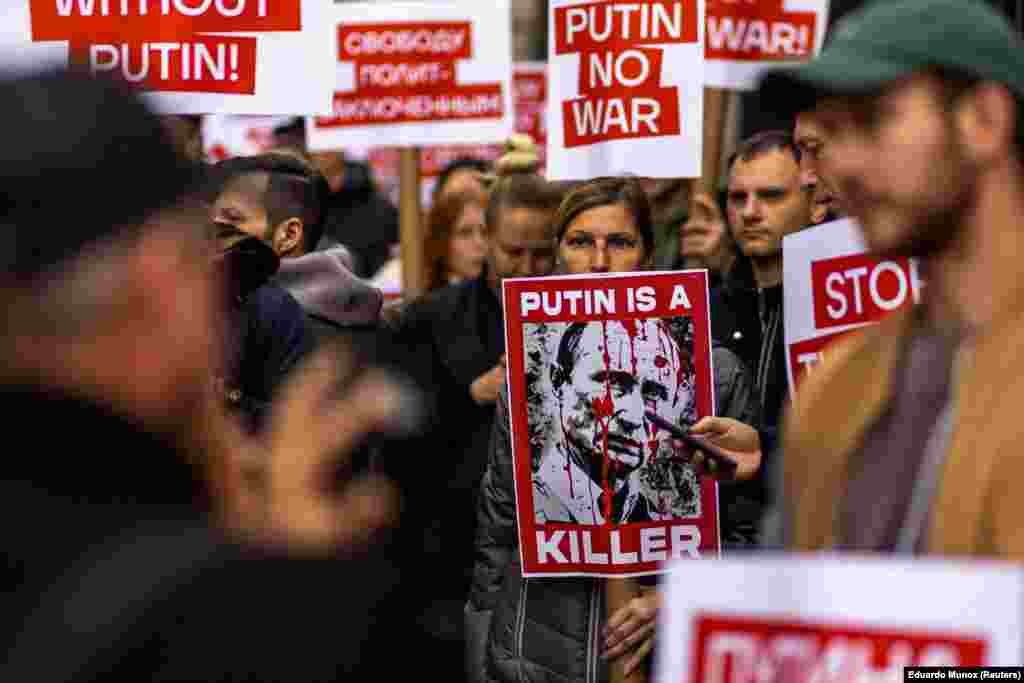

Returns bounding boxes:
[0,70,214,438]
[761,0,1024,259]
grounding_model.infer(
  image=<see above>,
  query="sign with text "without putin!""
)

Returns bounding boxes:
[656,556,1024,683]
[547,0,705,181]
[306,1,514,152]
[503,271,720,578]
[1,1,333,114]
[783,219,923,395]
[704,0,829,91]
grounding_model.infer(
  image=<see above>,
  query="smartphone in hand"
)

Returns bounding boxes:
[644,411,739,478]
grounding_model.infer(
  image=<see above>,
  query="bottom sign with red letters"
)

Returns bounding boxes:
[657,556,1024,683]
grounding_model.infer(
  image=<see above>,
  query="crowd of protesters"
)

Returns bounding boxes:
[5,0,1024,681]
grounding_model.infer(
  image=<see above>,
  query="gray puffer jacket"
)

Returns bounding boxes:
[466,345,757,683]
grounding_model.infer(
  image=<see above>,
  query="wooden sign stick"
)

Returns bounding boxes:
[399,147,425,300]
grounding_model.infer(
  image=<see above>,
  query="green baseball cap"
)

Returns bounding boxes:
[759,0,1024,115]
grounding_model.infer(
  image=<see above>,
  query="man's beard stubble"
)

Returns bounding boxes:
[853,128,978,261]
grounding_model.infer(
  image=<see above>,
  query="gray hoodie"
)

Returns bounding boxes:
[274,245,383,328]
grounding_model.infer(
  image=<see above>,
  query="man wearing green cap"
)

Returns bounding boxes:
[757,0,1024,556]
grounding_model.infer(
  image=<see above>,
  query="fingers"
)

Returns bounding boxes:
[604,619,655,661]
[602,593,659,660]
[269,474,401,553]
[623,635,654,677]
[689,416,729,437]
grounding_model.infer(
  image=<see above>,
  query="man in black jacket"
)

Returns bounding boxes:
[0,71,413,683]
[712,131,813,497]
[207,156,318,431]
[314,149,400,279]
[389,172,565,679]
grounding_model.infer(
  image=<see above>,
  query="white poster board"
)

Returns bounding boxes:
[307,1,514,151]
[657,555,1024,683]
[783,219,922,394]
[202,115,296,161]
[704,0,830,91]
[546,0,705,180]
[0,1,333,114]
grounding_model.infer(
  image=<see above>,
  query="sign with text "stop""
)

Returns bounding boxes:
[546,0,705,180]
[782,219,923,394]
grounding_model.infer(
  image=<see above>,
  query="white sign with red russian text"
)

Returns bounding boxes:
[547,0,705,180]
[704,0,829,91]
[1,1,333,114]
[657,555,1024,683]
[782,219,923,394]
[202,115,295,161]
[306,1,514,152]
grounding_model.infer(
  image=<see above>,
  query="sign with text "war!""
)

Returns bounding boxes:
[503,271,720,578]
[657,556,1023,683]
[704,0,829,90]
[1,1,333,114]
[547,0,705,180]
[307,2,513,152]
[783,219,923,394]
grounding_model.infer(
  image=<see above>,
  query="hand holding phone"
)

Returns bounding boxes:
[644,411,739,479]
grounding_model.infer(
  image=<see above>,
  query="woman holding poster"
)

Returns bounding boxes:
[466,178,758,683]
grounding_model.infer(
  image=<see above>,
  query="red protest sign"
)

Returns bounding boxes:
[321,21,502,127]
[308,2,513,151]
[29,0,297,94]
[703,0,829,90]
[656,557,1021,683]
[787,328,854,392]
[691,613,987,681]
[706,0,816,62]
[503,271,720,578]
[13,1,331,113]
[783,220,924,397]
[553,0,696,149]
[513,63,548,167]
[811,253,921,332]
[547,0,703,180]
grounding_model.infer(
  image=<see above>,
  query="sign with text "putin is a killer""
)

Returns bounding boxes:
[307,1,514,152]
[1,1,333,114]
[503,271,720,578]
[783,219,923,394]
[547,0,705,181]
[656,556,1024,683]
[704,0,829,91]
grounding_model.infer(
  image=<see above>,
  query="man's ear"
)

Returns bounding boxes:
[956,82,1016,167]
[272,217,304,256]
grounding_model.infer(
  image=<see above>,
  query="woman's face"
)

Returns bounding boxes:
[446,202,488,283]
[558,203,647,274]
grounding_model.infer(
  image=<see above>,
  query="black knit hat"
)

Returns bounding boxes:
[0,70,196,279]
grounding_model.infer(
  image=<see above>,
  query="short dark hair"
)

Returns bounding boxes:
[554,177,655,257]
[210,154,325,253]
[728,130,802,174]
[485,173,566,235]
[434,157,491,201]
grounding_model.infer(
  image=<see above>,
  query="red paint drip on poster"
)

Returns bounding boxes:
[558,398,575,501]
[599,321,614,525]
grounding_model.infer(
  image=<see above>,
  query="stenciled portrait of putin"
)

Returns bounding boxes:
[523,317,700,526]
